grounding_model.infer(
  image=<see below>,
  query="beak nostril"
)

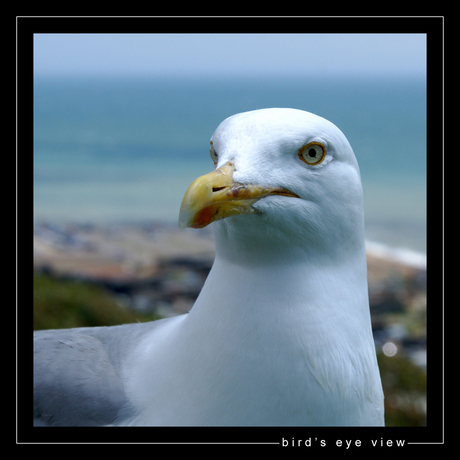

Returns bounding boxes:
[212,186,226,192]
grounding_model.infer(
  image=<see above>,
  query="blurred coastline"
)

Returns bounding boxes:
[33,219,427,364]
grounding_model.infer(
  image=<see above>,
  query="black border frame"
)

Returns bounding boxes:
[16,16,444,448]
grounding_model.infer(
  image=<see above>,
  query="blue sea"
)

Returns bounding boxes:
[33,75,427,255]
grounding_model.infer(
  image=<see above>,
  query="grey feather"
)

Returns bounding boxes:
[33,319,168,426]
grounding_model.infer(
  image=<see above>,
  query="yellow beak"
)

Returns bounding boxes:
[179,162,299,229]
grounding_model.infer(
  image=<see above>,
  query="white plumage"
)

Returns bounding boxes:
[34,108,384,426]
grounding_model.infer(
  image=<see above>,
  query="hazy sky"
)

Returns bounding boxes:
[34,33,426,79]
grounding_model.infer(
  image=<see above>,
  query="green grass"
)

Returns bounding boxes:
[377,352,427,426]
[33,271,160,330]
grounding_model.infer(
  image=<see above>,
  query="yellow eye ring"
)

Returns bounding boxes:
[298,142,326,165]
[210,141,218,164]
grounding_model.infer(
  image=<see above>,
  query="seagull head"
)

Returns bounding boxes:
[179,108,365,264]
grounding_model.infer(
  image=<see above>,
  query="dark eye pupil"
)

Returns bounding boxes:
[308,148,317,158]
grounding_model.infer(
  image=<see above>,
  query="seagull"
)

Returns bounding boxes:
[33,108,385,426]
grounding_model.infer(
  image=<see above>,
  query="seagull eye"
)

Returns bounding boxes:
[210,142,218,164]
[298,142,326,165]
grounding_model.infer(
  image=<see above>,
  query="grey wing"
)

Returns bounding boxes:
[33,321,166,426]
[33,329,129,426]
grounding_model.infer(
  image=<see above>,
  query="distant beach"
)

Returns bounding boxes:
[365,241,426,270]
